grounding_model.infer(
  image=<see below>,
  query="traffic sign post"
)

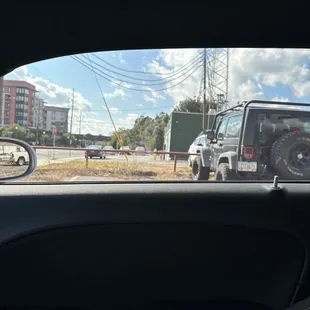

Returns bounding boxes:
[52,127,57,159]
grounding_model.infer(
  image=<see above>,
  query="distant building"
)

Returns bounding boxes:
[0,93,11,126]
[163,112,215,160]
[43,105,69,134]
[32,97,45,130]
[3,80,36,126]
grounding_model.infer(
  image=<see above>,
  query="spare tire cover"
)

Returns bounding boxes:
[271,131,310,180]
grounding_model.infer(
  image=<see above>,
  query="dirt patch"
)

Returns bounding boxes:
[24,161,193,182]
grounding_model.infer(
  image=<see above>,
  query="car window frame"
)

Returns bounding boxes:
[225,114,243,139]
[216,117,228,139]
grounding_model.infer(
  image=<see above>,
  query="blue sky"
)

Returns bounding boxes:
[5,48,310,135]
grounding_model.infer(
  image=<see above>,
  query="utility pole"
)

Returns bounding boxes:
[69,88,74,156]
[202,48,206,134]
[79,110,82,135]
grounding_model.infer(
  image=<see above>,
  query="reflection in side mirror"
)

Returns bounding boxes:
[0,138,37,181]
[217,132,224,140]
[206,131,215,140]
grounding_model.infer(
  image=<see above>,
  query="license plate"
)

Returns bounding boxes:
[237,161,257,172]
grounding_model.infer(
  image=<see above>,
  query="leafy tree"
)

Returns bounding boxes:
[2,124,27,140]
[59,133,77,146]
[109,113,169,150]
[173,97,213,114]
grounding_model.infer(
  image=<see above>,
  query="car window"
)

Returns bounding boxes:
[226,114,242,138]
[197,136,205,145]
[4,47,310,183]
[217,118,228,139]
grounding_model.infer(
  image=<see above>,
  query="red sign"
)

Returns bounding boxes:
[52,127,57,136]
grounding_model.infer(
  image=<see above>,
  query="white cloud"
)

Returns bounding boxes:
[271,96,289,102]
[119,52,126,64]
[146,48,310,107]
[110,107,119,114]
[146,49,202,103]
[143,95,156,103]
[229,48,310,102]
[103,88,126,100]
[113,113,139,131]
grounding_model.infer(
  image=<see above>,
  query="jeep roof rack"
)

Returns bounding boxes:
[244,99,310,109]
[216,103,244,117]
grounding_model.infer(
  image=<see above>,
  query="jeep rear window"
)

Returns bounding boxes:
[244,109,310,145]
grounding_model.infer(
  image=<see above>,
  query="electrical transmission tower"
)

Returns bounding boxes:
[197,48,229,132]
[204,48,229,112]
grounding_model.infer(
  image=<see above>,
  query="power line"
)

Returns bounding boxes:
[85,54,128,162]
[75,55,203,87]
[71,55,203,93]
[89,53,203,82]
[92,51,204,76]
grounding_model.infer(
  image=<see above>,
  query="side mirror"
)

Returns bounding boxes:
[217,132,224,140]
[0,138,37,182]
[206,131,215,140]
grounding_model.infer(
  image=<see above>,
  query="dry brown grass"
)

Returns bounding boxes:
[24,161,193,182]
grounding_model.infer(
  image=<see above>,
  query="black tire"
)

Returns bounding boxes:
[215,163,238,181]
[90,156,93,159]
[192,157,210,180]
[271,131,310,180]
[100,156,103,159]
[17,157,25,166]
[271,139,281,166]
[103,156,106,159]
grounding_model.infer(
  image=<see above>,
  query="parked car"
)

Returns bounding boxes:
[135,146,146,155]
[0,151,29,166]
[193,99,310,181]
[119,146,131,155]
[187,133,209,167]
[104,146,116,155]
[85,145,106,159]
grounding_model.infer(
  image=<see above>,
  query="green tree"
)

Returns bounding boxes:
[109,113,169,150]
[59,133,77,146]
[2,124,27,140]
[173,97,211,113]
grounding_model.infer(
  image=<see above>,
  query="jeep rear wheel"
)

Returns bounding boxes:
[271,131,310,180]
[192,157,210,180]
[215,163,237,181]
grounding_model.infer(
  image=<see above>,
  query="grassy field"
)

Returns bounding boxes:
[24,161,194,182]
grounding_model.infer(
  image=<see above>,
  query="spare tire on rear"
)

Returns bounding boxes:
[271,131,310,180]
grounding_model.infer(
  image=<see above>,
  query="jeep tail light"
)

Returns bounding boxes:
[243,146,254,160]
[290,127,300,132]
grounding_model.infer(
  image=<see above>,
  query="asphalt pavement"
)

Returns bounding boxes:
[35,149,188,167]
[0,164,28,179]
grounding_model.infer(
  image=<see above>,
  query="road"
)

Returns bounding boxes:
[35,149,188,167]
[0,163,28,179]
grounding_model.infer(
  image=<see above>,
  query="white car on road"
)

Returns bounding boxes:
[104,146,116,155]
[135,146,146,155]
[0,151,29,166]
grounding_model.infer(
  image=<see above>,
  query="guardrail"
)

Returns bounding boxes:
[33,146,199,172]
